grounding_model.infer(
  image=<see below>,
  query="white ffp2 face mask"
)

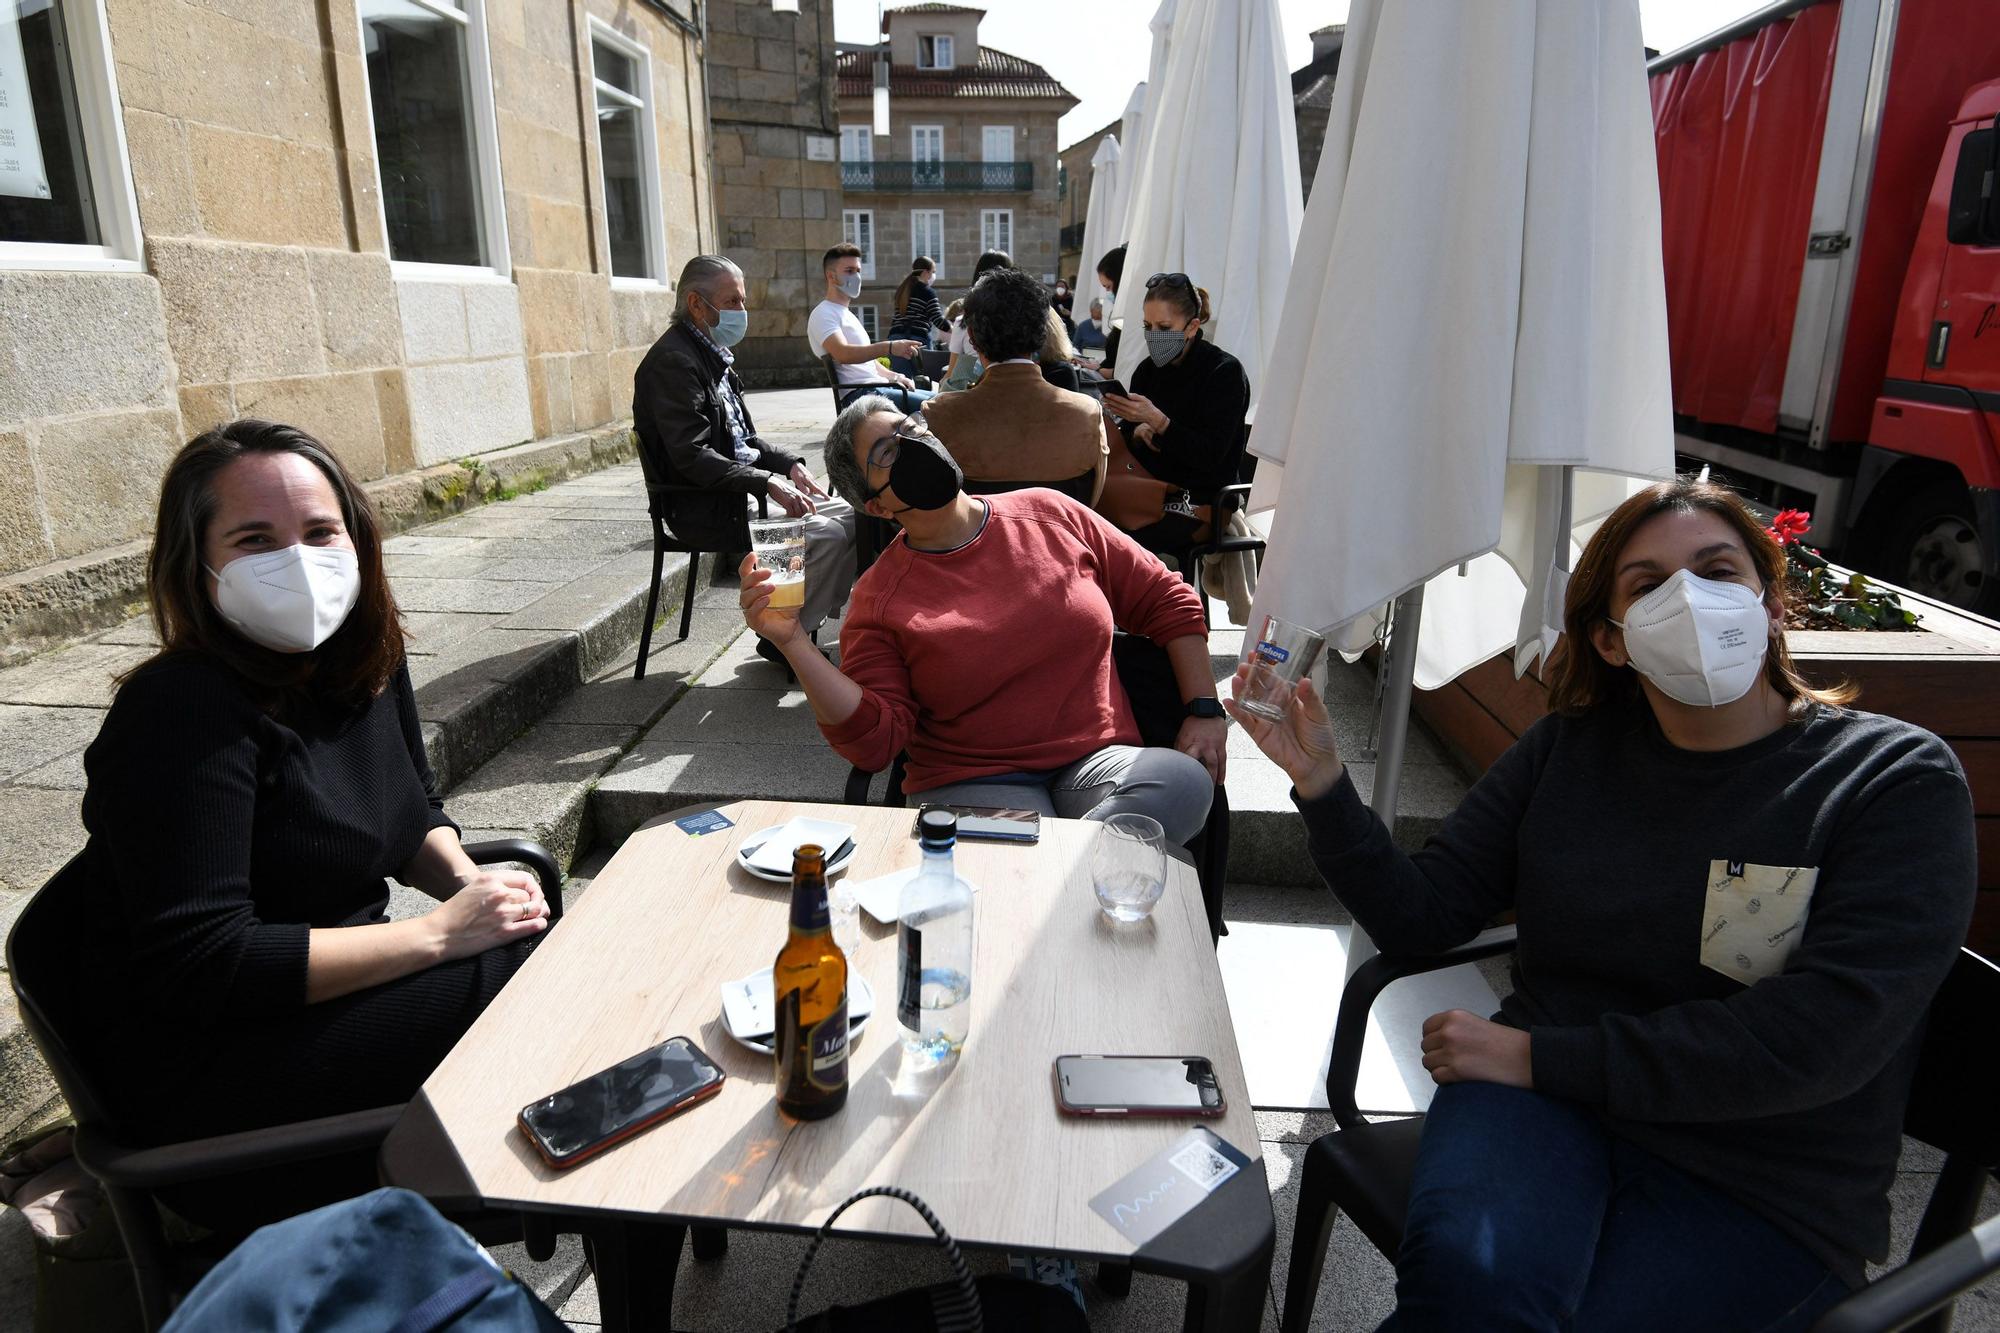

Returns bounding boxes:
[1610,567,1771,708]
[208,544,362,653]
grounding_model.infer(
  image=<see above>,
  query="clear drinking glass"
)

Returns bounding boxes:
[1091,814,1168,922]
[748,516,808,613]
[1237,615,1328,721]
[829,881,862,960]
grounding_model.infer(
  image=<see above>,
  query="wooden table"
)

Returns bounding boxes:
[381,799,1273,1330]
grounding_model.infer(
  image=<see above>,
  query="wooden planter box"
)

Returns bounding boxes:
[1410,583,2000,957]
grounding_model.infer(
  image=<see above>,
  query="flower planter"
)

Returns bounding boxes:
[1409,577,2000,956]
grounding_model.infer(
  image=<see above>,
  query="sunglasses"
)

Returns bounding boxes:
[1145,272,1194,293]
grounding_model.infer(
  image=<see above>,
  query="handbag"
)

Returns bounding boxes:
[781,1186,1090,1332]
[1099,430,1212,543]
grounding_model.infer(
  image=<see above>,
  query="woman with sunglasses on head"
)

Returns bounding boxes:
[1229,477,1976,1331]
[70,421,551,1226]
[737,398,1226,848]
[1099,273,1251,553]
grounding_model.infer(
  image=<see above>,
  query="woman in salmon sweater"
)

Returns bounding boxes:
[738,394,1225,844]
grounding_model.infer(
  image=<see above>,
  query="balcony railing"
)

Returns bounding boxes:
[842,161,1035,192]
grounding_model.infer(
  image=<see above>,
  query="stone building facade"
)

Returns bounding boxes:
[0,0,712,651]
[1293,24,1344,203]
[833,3,1075,341]
[705,0,843,388]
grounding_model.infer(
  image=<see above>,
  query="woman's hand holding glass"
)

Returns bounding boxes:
[428,868,548,961]
[1224,665,1345,799]
[738,552,807,649]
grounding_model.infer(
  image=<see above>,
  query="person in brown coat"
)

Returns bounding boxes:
[922,269,1109,505]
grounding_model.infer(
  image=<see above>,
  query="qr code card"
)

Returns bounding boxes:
[1169,1137,1240,1193]
[1089,1127,1253,1245]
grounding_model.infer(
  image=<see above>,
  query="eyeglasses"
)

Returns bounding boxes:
[1145,272,1194,293]
[863,412,934,497]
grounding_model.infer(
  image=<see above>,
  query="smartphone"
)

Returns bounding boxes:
[1095,378,1130,400]
[518,1036,725,1169]
[1053,1054,1226,1117]
[912,803,1041,843]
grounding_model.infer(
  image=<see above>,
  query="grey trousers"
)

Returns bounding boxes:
[920,744,1213,846]
[752,493,856,634]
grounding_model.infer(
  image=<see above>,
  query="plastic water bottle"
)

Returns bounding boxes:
[897,809,974,1065]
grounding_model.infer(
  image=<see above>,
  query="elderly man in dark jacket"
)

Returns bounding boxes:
[634,255,856,651]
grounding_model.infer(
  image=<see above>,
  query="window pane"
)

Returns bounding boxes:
[0,0,99,246]
[592,41,637,97]
[362,0,485,266]
[596,92,648,279]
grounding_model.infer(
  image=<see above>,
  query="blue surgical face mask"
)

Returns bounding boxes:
[711,307,749,347]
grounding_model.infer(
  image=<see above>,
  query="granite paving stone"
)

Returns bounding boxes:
[380,534,499,558]
[390,577,554,614]
[401,610,510,657]
[472,556,621,583]
[12,748,88,791]
[0,644,153,708]
[592,739,858,844]
[0,787,83,893]
[0,705,104,782]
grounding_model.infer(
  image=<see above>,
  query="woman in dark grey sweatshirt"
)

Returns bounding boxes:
[1229,477,1976,1331]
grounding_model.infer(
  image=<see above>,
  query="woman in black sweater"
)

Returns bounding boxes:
[887,257,950,377]
[1101,273,1251,552]
[1228,478,1976,1329]
[75,420,549,1223]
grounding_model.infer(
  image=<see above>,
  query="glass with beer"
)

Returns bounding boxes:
[749,516,808,613]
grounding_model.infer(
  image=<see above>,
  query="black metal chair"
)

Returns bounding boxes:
[1176,442,1264,628]
[633,483,767,681]
[841,632,1233,943]
[5,839,567,1330]
[822,354,846,413]
[1279,933,2000,1333]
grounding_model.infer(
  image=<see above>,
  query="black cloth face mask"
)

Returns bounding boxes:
[866,419,963,513]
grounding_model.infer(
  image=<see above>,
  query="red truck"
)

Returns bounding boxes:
[1650,0,2000,613]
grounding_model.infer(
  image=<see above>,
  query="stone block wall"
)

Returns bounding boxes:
[0,0,712,611]
[708,0,843,388]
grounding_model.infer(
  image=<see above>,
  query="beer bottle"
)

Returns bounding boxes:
[773,843,848,1119]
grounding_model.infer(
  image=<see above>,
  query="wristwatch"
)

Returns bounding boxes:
[1185,696,1226,719]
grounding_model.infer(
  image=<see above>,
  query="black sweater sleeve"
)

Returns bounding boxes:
[82,663,311,1021]
[1294,718,1550,954]
[392,660,456,837]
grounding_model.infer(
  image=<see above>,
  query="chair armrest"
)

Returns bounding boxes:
[462,837,564,925]
[1324,924,1519,1126]
[1811,1213,2000,1333]
[844,767,876,806]
[1213,482,1253,513]
[74,1106,404,1190]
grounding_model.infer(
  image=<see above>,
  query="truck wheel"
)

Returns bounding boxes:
[1876,480,1994,614]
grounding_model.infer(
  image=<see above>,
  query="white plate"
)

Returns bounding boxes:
[719,970,876,1056]
[736,821,859,881]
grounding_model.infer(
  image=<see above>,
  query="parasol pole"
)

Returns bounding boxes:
[1344,582,1425,984]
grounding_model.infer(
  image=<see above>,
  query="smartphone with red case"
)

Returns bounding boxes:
[1053,1054,1226,1118]
[518,1036,725,1169]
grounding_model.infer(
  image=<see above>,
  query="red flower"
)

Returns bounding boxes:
[1766,509,1812,546]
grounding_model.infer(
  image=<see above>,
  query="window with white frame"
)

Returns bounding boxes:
[857,305,879,340]
[839,124,872,162]
[358,0,507,272]
[842,208,874,281]
[911,124,942,188]
[916,34,952,69]
[981,126,1014,162]
[980,208,1012,256]
[589,22,662,283]
[0,0,142,270]
[910,209,943,278]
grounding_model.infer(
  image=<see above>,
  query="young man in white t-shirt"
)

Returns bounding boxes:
[807,243,935,413]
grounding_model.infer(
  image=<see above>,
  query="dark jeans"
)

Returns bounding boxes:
[1383,1082,1848,1333]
